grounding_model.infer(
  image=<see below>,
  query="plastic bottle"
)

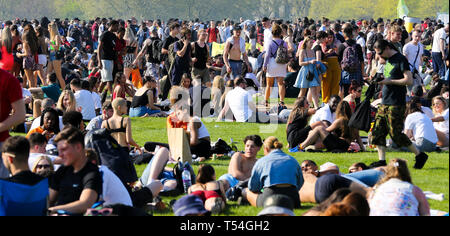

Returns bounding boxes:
[182,166,192,193]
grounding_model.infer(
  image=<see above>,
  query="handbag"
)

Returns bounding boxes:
[348,83,376,132]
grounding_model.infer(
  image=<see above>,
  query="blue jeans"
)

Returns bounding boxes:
[139,157,175,186]
[218,174,240,188]
[432,52,446,78]
[343,169,385,187]
[229,60,243,80]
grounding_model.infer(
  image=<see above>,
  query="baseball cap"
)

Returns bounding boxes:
[257,194,295,216]
[172,195,210,216]
[319,162,342,175]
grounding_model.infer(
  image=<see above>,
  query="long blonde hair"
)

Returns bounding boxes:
[124,26,137,46]
[374,159,412,189]
[1,27,13,54]
[57,90,77,112]
[212,76,225,91]
[32,155,55,173]
[48,22,60,42]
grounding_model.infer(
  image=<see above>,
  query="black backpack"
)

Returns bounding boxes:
[146,37,162,64]
[367,33,383,52]
[85,129,138,186]
[349,83,376,132]
[172,160,196,194]
[210,138,232,155]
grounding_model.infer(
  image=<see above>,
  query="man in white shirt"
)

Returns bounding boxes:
[403,30,424,94]
[27,133,61,171]
[309,95,341,126]
[218,78,268,123]
[403,98,438,153]
[262,17,273,53]
[431,24,449,79]
[70,78,96,121]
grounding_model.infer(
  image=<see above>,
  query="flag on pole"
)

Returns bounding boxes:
[397,0,409,18]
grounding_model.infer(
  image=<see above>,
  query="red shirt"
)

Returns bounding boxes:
[0,69,23,142]
[207,28,219,43]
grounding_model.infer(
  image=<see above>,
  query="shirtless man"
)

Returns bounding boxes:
[218,135,263,191]
[223,24,252,79]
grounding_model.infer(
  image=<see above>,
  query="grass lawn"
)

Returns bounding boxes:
[131,117,449,216]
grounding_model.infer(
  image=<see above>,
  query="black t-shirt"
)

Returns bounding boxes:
[4,171,44,186]
[100,31,117,61]
[162,35,178,64]
[192,42,208,69]
[382,52,410,106]
[313,44,324,61]
[49,162,102,206]
[174,40,191,69]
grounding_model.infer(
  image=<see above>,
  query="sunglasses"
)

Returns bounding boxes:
[36,164,51,169]
[356,90,363,93]
[85,208,113,216]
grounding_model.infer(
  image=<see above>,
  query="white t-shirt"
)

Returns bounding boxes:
[434,109,449,135]
[30,116,64,132]
[226,87,253,122]
[403,42,423,71]
[422,106,434,119]
[92,92,102,110]
[309,104,335,125]
[74,89,96,120]
[99,165,133,207]
[432,28,447,53]
[404,112,438,143]
[264,27,273,52]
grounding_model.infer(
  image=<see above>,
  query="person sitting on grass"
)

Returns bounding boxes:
[101,97,142,153]
[218,135,263,192]
[298,101,365,152]
[369,158,430,216]
[188,164,227,214]
[241,137,303,209]
[129,76,163,118]
[26,107,60,141]
[167,86,212,160]
[48,127,102,215]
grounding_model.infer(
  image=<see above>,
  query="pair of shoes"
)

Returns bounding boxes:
[211,198,224,215]
[414,152,429,169]
[226,186,243,202]
[369,160,387,169]
[289,146,300,153]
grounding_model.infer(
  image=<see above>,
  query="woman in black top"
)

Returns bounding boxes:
[129,76,164,118]
[287,97,323,151]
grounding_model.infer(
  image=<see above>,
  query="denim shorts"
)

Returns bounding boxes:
[218,174,240,188]
[129,106,160,117]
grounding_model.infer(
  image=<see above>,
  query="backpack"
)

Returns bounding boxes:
[341,42,360,73]
[84,129,138,186]
[273,40,290,64]
[210,138,232,155]
[172,160,196,194]
[167,41,177,67]
[146,38,162,64]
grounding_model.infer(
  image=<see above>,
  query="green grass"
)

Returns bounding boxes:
[131,117,449,216]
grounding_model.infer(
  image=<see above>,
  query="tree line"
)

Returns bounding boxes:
[1,0,448,22]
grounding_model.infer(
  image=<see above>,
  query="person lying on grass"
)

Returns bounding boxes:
[218,135,263,191]
[188,164,227,214]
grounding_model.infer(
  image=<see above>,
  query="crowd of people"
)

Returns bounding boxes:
[0,14,448,216]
